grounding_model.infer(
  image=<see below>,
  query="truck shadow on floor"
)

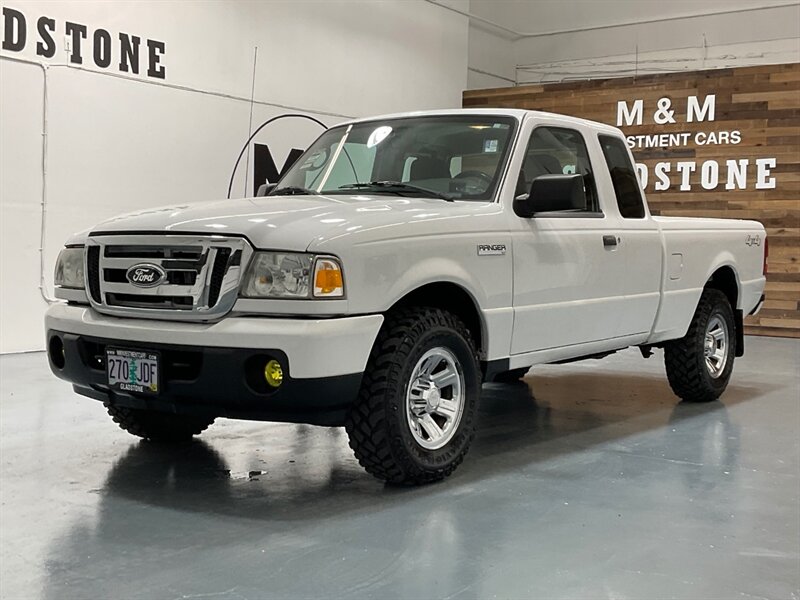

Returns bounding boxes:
[87,370,771,520]
[475,369,750,450]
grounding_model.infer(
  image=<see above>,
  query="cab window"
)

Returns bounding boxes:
[598,134,646,219]
[278,116,517,201]
[517,127,600,213]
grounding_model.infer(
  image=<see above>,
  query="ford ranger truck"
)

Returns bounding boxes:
[46,109,767,485]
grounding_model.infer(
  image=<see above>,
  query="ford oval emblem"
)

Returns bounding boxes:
[126,263,166,288]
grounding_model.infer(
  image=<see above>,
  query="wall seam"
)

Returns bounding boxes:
[0,54,355,119]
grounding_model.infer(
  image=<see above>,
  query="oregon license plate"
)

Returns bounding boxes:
[106,348,160,395]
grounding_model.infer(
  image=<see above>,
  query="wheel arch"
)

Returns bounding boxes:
[706,265,740,310]
[390,281,487,360]
[705,265,744,357]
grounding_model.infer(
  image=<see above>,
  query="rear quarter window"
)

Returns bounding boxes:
[598,135,646,219]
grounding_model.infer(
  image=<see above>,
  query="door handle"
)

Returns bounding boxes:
[603,235,619,248]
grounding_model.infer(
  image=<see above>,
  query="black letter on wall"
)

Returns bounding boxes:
[146,39,166,79]
[2,7,26,52]
[36,16,55,57]
[93,28,111,67]
[64,21,87,64]
[119,33,140,74]
[252,144,304,195]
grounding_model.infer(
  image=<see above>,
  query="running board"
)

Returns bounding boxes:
[549,349,619,365]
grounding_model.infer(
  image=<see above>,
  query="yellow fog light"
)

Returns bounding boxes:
[264,359,284,388]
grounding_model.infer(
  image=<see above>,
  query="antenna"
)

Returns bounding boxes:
[243,46,258,197]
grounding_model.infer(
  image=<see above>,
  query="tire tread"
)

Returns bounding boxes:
[664,288,734,403]
[105,404,214,442]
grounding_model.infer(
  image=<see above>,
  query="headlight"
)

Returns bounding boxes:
[241,252,345,299]
[54,247,85,289]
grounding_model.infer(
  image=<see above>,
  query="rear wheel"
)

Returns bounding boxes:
[105,404,215,442]
[345,307,481,485]
[664,288,736,402]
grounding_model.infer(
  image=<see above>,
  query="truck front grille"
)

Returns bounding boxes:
[84,234,253,321]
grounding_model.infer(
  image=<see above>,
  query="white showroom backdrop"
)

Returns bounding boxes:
[465,0,800,88]
[0,0,470,353]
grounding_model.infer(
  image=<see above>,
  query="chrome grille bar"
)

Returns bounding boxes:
[98,257,205,270]
[84,234,253,321]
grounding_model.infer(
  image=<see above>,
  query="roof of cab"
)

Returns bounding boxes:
[338,108,621,135]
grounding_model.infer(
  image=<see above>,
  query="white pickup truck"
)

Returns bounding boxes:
[46,109,767,485]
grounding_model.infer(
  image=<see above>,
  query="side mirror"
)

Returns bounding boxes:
[256,183,276,197]
[513,174,587,218]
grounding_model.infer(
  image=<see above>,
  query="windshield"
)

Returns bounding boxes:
[272,115,518,201]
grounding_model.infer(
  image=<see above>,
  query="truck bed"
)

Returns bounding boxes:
[650,216,766,344]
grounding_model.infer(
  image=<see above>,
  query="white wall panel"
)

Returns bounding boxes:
[0,0,469,352]
[470,0,796,36]
[467,24,515,89]
[465,1,800,88]
[512,4,800,83]
[0,59,47,353]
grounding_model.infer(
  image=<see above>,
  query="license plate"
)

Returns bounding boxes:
[106,348,160,395]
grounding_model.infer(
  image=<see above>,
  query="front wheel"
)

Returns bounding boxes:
[345,307,481,485]
[664,288,736,402]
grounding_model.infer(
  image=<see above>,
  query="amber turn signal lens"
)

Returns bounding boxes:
[315,268,342,293]
[313,258,344,297]
[264,359,283,388]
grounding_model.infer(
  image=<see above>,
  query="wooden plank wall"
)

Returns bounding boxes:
[464,63,800,338]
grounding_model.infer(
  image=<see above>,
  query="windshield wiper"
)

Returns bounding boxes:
[269,186,318,196]
[338,181,453,202]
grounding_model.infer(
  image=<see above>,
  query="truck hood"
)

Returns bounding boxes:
[81,194,487,251]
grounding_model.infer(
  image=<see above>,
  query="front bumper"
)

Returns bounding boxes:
[45,304,384,426]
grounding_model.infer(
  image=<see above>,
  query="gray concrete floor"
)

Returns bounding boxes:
[1,337,798,600]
